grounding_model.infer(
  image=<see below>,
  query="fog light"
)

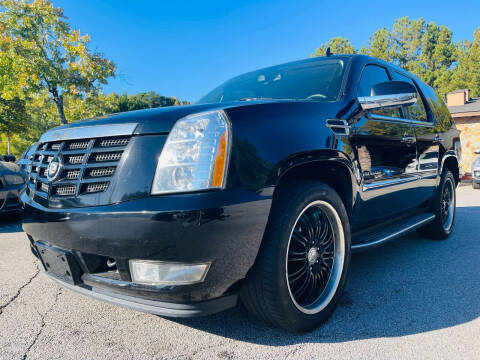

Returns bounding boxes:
[129,260,210,285]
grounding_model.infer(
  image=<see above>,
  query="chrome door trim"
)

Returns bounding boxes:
[363,175,419,191]
[39,123,138,143]
[366,113,434,128]
[351,214,436,251]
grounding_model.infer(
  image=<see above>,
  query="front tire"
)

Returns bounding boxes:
[473,181,480,189]
[418,170,456,240]
[240,181,351,332]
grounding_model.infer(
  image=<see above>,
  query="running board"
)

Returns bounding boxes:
[351,213,436,252]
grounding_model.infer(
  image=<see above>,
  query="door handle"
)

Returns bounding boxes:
[401,134,416,145]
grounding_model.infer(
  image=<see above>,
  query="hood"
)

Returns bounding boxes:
[43,101,275,137]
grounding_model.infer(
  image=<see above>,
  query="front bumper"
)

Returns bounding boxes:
[0,183,23,213]
[22,189,272,315]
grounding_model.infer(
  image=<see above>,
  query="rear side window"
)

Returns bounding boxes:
[418,82,453,131]
[358,65,400,118]
[390,71,428,122]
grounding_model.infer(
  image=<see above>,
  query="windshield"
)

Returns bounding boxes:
[197,58,347,104]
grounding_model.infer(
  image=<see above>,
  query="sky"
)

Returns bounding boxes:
[57,0,480,103]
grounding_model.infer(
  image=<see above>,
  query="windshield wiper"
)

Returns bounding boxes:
[239,97,296,101]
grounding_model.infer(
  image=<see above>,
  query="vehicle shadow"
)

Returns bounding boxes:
[0,217,23,233]
[169,206,480,344]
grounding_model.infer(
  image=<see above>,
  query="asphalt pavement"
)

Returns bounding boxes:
[1,186,479,359]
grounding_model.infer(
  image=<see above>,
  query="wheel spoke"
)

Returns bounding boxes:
[292,230,308,246]
[293,270,312,299]
[288,264,307,283]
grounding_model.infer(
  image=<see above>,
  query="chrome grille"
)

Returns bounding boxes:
[93,152,122,162]
[54,185,76,196]
[67,155,84,164]
[66,169,80,180]
[27,135,131,199]
[87,167,115,178]
[84,182,109,193]
[69,141,89,150]
[98,138,129,147]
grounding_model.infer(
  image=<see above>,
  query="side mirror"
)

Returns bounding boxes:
[358,81,417,111]
[475,149,480,155]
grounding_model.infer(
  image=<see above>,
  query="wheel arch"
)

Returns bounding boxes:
[440,152,460,185]
[270,151,358,218]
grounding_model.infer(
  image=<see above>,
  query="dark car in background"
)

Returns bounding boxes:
[21,55,460,332]
[17,143,38,179]
[0,160,25,215]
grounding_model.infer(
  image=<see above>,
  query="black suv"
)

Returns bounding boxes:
[22,55,460,332]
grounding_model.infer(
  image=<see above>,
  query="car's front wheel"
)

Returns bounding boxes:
[240,181,351,332]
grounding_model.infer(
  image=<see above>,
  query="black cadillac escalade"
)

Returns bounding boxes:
[22,55,460,332]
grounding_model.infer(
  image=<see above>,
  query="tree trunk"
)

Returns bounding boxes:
[7,132,11,155]
[50,88,68,125]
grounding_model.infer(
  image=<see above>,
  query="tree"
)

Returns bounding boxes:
[314,17,462,97]
[312,37,357,57]
[0,97,29,154]
[448,28,480,97]
[0,0,116,125]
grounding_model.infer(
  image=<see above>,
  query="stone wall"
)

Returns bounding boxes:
[454,116,480,175]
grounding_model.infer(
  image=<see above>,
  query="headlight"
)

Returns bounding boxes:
[151,110,231,195]
[3,174,25,185]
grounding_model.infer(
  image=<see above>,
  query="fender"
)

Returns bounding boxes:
[439,151,460,185]
[268,149,360,215]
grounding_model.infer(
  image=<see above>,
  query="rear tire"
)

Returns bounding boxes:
[240,181,351,332]
[418,170,456,240]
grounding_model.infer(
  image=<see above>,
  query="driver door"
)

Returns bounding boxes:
[351,64,418,225]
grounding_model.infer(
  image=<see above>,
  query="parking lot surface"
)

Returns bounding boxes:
[1,186,479,360]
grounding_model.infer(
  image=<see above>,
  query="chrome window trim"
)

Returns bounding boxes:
[358,93,417,110]
[39,123,138,143]
[367,113,434,127]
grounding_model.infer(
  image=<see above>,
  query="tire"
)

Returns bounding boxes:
[418,170,456,240]
[473,181,480,189]
[240,181,351,332]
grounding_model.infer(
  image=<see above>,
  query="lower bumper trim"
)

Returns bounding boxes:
[46,272,238,317]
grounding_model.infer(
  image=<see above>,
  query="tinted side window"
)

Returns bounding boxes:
[418,82,453,132]
[358,65,400,118]
[390,71,428,122]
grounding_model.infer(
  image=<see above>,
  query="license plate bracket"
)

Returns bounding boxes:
[35,242,82,285]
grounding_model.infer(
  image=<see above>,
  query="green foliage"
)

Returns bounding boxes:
[0,1,189,157]
[313,17,480,98]
[312,37,357,57]
[0,0,116,124]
